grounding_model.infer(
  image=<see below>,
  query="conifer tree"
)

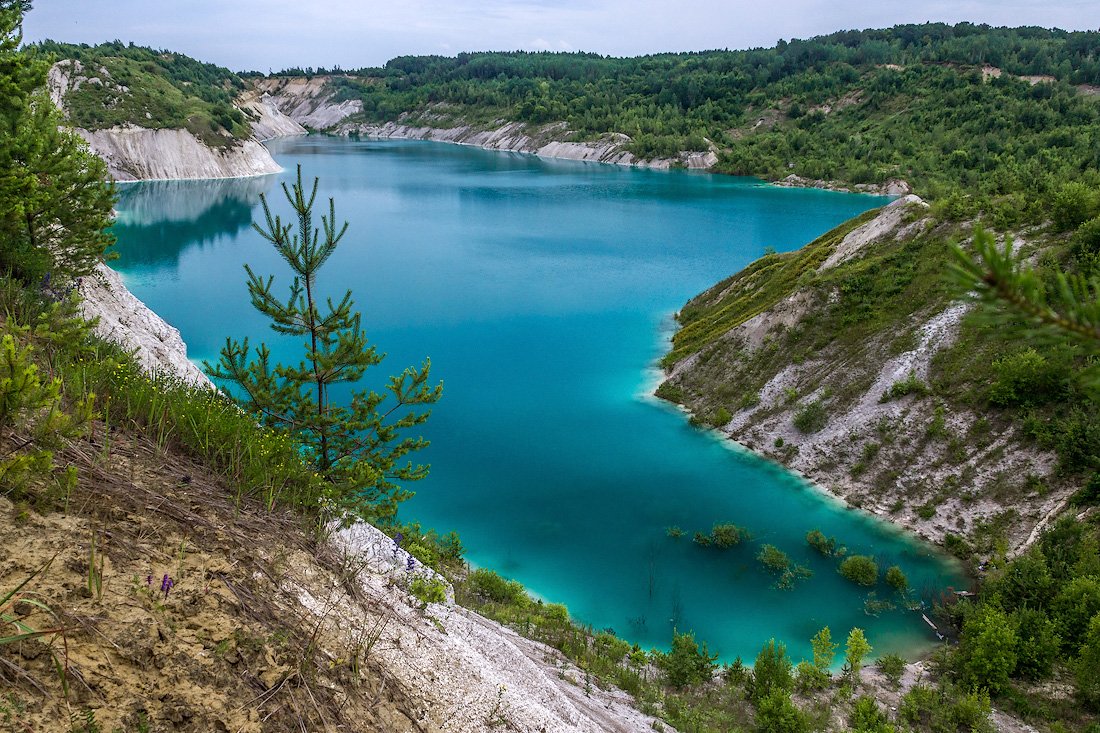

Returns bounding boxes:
[209,167,442,523]
[0,1,115,284]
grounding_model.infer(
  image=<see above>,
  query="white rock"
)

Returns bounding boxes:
[79,264,213,388]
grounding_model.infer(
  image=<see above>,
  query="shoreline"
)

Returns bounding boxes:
[106,131,947,564]
[641,310,966,582]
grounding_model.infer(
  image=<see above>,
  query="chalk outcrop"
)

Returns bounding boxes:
[663,200,1075,555]
[237,88,308,142]
[344,119,717,170]
[79,264,213,388]
[315,522,670,733]
[253,76,363,130]
[773,173,912,197]
[75,126,281,181]
[49,60,284,181]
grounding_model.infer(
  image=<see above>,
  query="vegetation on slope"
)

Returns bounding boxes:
[282,24,1100,207]
[34,40,250,145]
[5,4,1100,730]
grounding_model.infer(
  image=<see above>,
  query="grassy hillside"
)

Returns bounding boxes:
[35,41,250,145]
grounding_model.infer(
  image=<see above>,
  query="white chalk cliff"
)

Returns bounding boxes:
[79,264,213,389]
[251,76,719,170]
[48,60,288,182]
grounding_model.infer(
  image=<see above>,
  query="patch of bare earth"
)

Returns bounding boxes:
[1,417,667,732]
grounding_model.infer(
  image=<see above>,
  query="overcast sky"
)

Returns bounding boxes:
[23,1,1100,73]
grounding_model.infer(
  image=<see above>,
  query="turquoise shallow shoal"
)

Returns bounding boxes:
[111,136,965,664]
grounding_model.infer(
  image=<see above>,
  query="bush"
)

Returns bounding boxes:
[957,605,1018,694]
[885,565,909,593]
[1077,614,1100,710]
[1052,576,1100,650]
[1051,182,1099,231]
[880,371,929,402]
[657,630,717,687]
[793,400,828,433]
[806,529,840,556]
[408,575,448,606]
[755,690,809,733]
[1072,216,1100,260]
[839,555,879,586]
[850,696,896,733]
[987,348,1069,407]
[900,683,994,732]
[1011,607,1060,680]
[751,639,793,701]
[711,407,732,427]
[876,653,906,689]
[757,544,812,589]
[709,523,751,548]
[465,569,528,606]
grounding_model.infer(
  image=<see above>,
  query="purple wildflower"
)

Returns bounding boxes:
[145,574,153,587]
[161,574,175,599]
[392,533,404,560]
[406,555,416,572]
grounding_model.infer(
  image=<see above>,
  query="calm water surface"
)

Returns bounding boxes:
[112,136,964,663]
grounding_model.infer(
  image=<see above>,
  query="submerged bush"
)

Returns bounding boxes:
[839,555,879,586]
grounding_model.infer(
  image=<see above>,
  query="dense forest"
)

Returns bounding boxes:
[279,24,1100,213]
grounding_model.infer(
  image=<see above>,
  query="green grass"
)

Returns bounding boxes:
[664,209,880,367]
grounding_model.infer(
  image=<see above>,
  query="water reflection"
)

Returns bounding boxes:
[112,175,278,269]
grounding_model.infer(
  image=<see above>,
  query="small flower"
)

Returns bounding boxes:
[406,555,416,572]
[392,533,404,560]
[161,574,175,599]
[145,574,153,587]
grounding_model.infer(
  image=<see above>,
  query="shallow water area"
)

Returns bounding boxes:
[111,136,965,663]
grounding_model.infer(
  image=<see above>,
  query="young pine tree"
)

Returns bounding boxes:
[209,167,442,523]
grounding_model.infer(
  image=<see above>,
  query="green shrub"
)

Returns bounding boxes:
[793,400,827,433]
[754,690,809,733]
[956,605,1018,694]
[880,371,929,402]
[901,682,993,732]
[987,348,1069,407]
[757,544,813,589]
[850,696,896,733]
[885,565,909,592]
[751,638,793,701]
[1073,216,1100,260]
[1052,182,1099,231]
[1011,607,1060,680]
[876,653,906,689]
[711,407,732,427]
[465,569,528,606]
[708,523,751,548]
[657,630,717,687]
[1052,576,1100,650]
[1077,614,1100,710]
[805,526,836,554]
[408,575,448,606]
[839,555,879,586]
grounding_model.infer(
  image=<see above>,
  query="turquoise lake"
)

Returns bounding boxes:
[111,135,965,664]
